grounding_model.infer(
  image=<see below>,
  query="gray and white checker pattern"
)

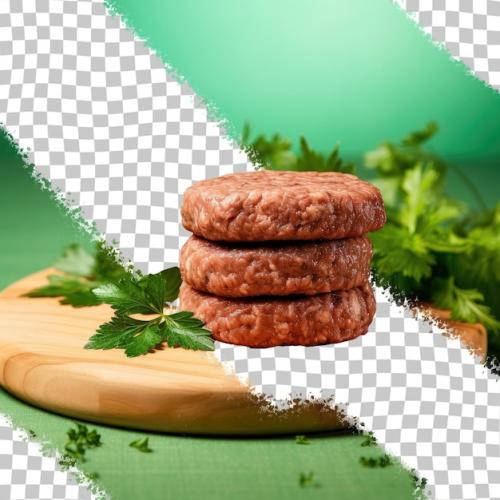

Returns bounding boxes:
[0,416,97,500]
[1,1,500,499]
[395,0,500,90]
[0,0,250,274]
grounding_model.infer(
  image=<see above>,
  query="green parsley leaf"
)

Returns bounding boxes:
[92,242,131,282]
[87,269,214,357]
[370,226,435,284]
[85,316,165,357]
[163,311,214,351]
[25,243,129,307]
[93,267,181,316]
[123,323,165,358]
[129,437,153,453]
[432,277,500,332]
[402,121,438,147]
[295,138,355,174]
[242,123,355,173]
[458,208,500,283]
[92,281,151,316]
[242,123,296,170]
[25,273,102,307]
[54,244,95,276]
[298,471,321,488]
[85,315,149,351]
[398,163,440,234]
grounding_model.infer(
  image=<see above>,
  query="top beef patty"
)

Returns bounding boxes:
[181,170,386,242]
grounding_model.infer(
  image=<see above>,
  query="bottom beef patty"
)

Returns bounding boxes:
[179,282,376,348]
[180,235,372,297]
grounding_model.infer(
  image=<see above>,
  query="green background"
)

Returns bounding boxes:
[1,0,499,498]
[108,0,500,208]
[0,137,415,499]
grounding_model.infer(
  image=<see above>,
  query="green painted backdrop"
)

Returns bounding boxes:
[110,0,500,207]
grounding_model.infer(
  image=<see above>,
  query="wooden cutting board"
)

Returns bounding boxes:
[0,269,345,435]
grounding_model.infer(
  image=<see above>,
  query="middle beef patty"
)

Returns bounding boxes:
[180,235,372,297]
[179,282,376,347]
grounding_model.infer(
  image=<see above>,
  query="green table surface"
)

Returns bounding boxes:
[0,135,417,499]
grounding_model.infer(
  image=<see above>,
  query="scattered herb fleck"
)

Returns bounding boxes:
[129,437,153,453]
[360,431,377,447]
[58,455,77,470]
[298,471,321,488]
[410,468,428,499]
[360,454,392,468]
[63,423,102,464]
[295,435,310,445]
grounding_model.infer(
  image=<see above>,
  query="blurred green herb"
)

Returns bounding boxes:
[85,267,214,357]
[246,122,500,359]
[360,454,392,468]
[298,471,321,488]
[295,434,310,445]
[242,123,355,174]
[360,431,377,447]
[365,123,500,347]
[129,437,153,453]
[24,243,129,307]
[432,277,500,331]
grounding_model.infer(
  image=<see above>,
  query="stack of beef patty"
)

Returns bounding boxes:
[179,170,386,348]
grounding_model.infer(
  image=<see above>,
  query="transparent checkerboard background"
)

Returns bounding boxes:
[0,415,97,500]
[394,0,500,90]
[1,1,499,499]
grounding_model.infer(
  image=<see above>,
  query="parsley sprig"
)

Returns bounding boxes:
[242,123,355,174]
[24,243,128,307]
[245,122,500,358]
[432,277,500,331]
[85,267,214,357]
[26,244,214,356]
[365,124,500,339]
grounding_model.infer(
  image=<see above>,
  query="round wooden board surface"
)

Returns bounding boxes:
[0,269,345,435]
